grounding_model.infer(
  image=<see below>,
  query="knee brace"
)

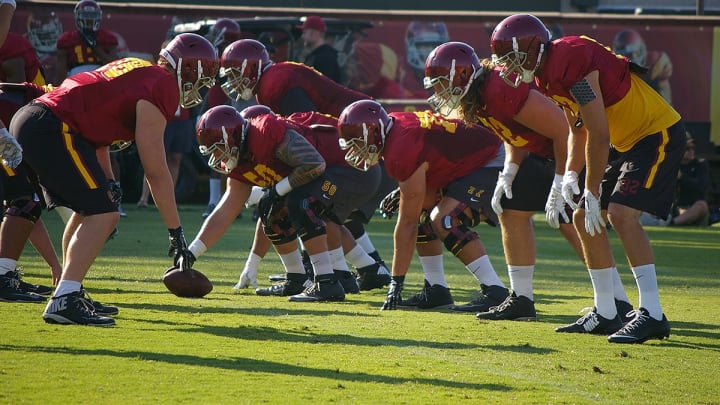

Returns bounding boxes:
[416,210,437,243]
[440,203,478,256]
[289,196,327,242]
[263,209,297,245]
[5,198,42,223]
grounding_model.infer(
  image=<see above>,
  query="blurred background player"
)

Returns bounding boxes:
[0,0,15,47]
[26,10,63,86]
[404,20,448,91]
[612,28,672,104]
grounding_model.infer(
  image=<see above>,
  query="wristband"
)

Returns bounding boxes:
[188,239,207,258]
[275,177,292,196]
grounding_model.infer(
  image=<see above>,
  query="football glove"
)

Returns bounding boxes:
[234,265,258,290]
[245,186,264,208]
[108,180,123,207]
[545,175,569,229]
[168,226,195,271]
[490,163,518,216]
[379,187,400,219]
[257,186,283,225]
[583,188,606,236]
[0,128,23,169]
[561,171,580,209]
[380,279,404,311]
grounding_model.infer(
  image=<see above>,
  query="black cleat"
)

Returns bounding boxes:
[615,299,635,323]
[81,289,119,316]
[9,268,52,296]
[334,270,360,294]
[356,262,391,291]
[256,274,310,296]
[0,272,46,303]
[476,291,537,321]
[450,284,509,313]
[608,308,671,344]
[555,307,623,334]
[288,275,345,302]
[398,280,454,309]
[42,291,115,326]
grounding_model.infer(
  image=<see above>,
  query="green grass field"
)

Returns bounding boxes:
[2,205,719,404]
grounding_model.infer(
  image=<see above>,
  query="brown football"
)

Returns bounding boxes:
[162,265,213,298]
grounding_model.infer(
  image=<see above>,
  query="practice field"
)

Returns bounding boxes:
[2,206,719,404]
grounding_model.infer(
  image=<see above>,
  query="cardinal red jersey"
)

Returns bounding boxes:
[36,58,179,147]
[283,111,347,167]
[0,82,47,125]
[56,29,118,71]
[0,33,45,85]
[383,111,502,189]
[257,62,369,117]
[476,67,554,159]
[537,35,680,151]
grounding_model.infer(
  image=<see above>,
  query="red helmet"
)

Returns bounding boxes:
[74,0,102,34]
[220,39,272,102]
[159,33,219,108]
[26,11,63,53]
[612,29,647,66]
[423,41,482,116]
[337,100,393,171]
[490,13,550,88]
[207,18,241,50]
[240,104,275,120]
[196,105,248,173]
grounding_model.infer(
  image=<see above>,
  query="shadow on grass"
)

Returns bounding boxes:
[119,302,383,318]
[0,344,512,391]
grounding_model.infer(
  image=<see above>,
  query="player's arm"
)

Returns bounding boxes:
[95,146,113,180]
[55,48,69,84]
[392,162,428,277]
[564,107,587,175]
[0,0,14,47]
[513,89,569,175]
[570,70,608,195]
[134,99,180,230]
[1,56,27,83]
[274,128,326,189]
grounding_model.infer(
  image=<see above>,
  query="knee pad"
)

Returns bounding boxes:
[288,195,327,241]
[440,204,478,256]
[416,210,437,243]
[263,210,297,245]
[5,198,41,223]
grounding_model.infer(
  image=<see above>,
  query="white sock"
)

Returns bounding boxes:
[611,267,630,303]
[309,252,333,277]
[345,245,375,269]
[420,254,447,287]
[632,264,663,319]
[508,265,534,301]
[208,178,222,205]
[466,255,505,288]
[53,280,82,297]
[589,268,616,319]
[0,258,17,275]
[243,252,263,272]
[354,232,375,254]
[329,247,349,271]
[279,250,305,275]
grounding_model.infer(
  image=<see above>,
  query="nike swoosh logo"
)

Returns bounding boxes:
[322,194,331,200]
[470,197,482,202]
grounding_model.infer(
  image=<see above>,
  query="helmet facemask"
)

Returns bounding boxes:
[220,63,259,101]
[199,125,245,174]
[424,59,477,117]
[160,51,216,108]
[338,119,391,172]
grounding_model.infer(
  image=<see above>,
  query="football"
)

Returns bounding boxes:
[162,265,213,298]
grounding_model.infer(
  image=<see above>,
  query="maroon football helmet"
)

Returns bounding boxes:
[423,41,482,117]
[612,29,647,66]
[240,104,275,120]
[207,18,241,50]
[490,13,550,88]
[159,33,219,108]
[196,105,248,173]
[74,0,102,34]
[337,100,393,171]
[220,39,273,102]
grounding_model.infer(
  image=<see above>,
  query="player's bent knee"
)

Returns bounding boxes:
[5,199,42,223]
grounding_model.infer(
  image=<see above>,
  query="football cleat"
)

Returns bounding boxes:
[555,307,622,334]
[398,280,454,310]
[288,275,345,302]
[450,283,509,313]
[42,291,115,326]
[9,268,52,296]
[608,308,671,344]
[81,289,119,316]
[475,291,537,321]
[356,262,391,291]
[0,271,46,303]
[256,274,310,297]
[334,270,360,294]
[615,299,635,323]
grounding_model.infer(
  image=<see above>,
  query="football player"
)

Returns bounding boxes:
[187,105,384,302]
[55,0,118,83]
[612,29,672,104]
[491,14,682,343]
[338,100,508,311]
[9,33,219,326]
[0,0,15,47]
[423,42,634,322]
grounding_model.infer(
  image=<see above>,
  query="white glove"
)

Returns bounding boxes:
[234,265,258,289]
[583,188,606,236]
[1,0,17,9]
[560,170,580,209]
[491,163,519,215]
[545,174,569,229]
[0,128,22,169]
[245,186,264,208]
